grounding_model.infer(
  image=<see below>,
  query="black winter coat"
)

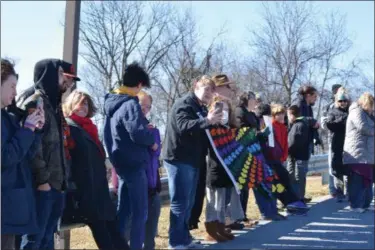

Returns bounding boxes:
[66,118,116,221]
[326,106,349,178]
[162,92,210,167]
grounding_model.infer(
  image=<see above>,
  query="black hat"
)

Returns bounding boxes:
[61,61,80,81]
[332,84,342,94]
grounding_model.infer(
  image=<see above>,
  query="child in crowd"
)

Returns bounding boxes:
[287,105,311,200]
[205,97,242,242]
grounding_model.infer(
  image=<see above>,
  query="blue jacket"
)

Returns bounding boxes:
[103,93,155,174]
[1,109,40,234]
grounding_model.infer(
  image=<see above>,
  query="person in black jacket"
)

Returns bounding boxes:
[287,105,311,200]
[321,84,343,197]
[326,88,350,202]
[63,90,129,250]
[161,75,222,249]
[291,85,321,202]
[1,59,44,250]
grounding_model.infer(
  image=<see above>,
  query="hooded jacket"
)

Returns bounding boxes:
[103,93,155,173]
[288,117,311,161]
[326,105,349,177]
[17,59,69,191]
[343,102,374,165]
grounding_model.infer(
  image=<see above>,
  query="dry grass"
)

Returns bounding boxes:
[70,176,328,249]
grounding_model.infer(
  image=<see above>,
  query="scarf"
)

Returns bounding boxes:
[111,86,138,96]
[59,103,74,160]
[70,113,105,157]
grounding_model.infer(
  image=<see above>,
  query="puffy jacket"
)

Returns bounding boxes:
[1,109,40,234]
[103,93,155,174]
[343,102,374,165]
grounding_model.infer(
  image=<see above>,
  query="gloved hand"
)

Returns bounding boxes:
[261,126,271,137]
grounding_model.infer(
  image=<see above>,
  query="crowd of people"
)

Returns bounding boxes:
[1,57,374,250]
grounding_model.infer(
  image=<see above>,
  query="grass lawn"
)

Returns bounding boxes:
[70,176,329,249]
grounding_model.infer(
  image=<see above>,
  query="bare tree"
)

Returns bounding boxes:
[79,1,181,121]
[149,8,229,134]
[246,2,357,109]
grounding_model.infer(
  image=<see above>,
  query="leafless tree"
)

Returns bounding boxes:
[149,8,229,134]
[79,1,181,122]
[246,2,357,110]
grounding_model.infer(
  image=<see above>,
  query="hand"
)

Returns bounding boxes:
[313,122,320,129]
[37,183,51,191]
[147,124,155,129]
[262,126,271,137]
[151,143,159,151]
[35,107,45,129]
[207,108,223,125]
[24,111,42,131]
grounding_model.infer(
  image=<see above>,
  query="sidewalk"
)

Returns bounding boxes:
[202,195,374,249]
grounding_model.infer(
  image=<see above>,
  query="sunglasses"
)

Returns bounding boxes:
[338,100,348,103]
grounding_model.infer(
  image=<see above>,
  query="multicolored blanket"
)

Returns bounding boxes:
[205,127,285,198]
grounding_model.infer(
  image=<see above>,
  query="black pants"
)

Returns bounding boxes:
[87,219,130,250]
[240,187,249,220]
[1,234,15,250]
[270,162,300,206]
[188,158,207,228]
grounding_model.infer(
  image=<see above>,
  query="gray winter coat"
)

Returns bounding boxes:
[343,102,374,165]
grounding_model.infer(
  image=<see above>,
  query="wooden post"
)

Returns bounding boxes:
[62,0,81,101]
[55,2,81,248]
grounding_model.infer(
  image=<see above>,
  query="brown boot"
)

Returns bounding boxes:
[216,222,235,240]
[204,221,228,242]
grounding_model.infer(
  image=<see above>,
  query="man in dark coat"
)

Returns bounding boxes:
[17,59,78,250]
[162,75,222,249]
[321,84,342,197]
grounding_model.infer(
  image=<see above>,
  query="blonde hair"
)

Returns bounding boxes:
[63,90,97,118]
[137,90,153,104]
[357,92,374,112]
[191,75,215,91]
[271,103,286,117]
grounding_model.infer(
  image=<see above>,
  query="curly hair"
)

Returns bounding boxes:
[63,90,98,118]
[1,58,17,85]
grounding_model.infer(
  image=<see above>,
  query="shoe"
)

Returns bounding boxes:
[187,241,203,249]
[276,213,287,220]
[303,197,312,203]
[217,222,235,240]
[243,219,259,228]
[226,222,245,230]
[204,221,228,242]
[351,208,365,213]
[261,214,286,221]
[189,224,198,231]
[168,245,188,250]
[287,201,309,211]
[336,194,346,203]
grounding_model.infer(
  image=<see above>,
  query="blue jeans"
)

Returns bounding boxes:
[287,158,308,200]
[328,148,338,195]
[348,171,373,209]
[21,188,65,250]
[144,194,161,250]
[253,189,278,218]
[117,169,148,250]
[164,160,199,247]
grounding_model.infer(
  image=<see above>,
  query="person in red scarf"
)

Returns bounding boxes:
[63,90,129,250]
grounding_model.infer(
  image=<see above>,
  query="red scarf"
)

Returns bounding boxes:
[272,120,288,162]
[70,113,105,157]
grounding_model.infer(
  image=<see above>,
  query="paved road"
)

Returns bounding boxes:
[201,195,374,249]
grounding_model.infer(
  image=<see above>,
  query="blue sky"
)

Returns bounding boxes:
[1,1,374,94]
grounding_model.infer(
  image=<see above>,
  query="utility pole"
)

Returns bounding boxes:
[62,0,81,100]
[55,2,81,249]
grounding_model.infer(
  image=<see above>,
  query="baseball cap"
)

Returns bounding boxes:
[61,61,80,81]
